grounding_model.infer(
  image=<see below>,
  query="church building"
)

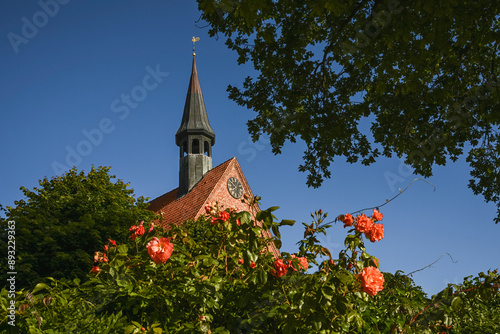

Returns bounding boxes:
[148,46,279,257]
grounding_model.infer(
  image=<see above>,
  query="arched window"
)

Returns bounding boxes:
[204,141,210,156]
[192,139,200,154]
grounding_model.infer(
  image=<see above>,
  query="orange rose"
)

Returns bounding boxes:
[372,209,383,221]
[288,254,308,271]
[343,213,354,228]
[358,266,384,296]
[367,223,384,242]
[355,214,373,233]
[146,237,174,264]
[298,257,308,270]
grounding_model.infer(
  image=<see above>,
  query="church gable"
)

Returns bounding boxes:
[196,157,259,219]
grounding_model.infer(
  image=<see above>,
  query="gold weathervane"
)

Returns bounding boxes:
[192,36,200,56]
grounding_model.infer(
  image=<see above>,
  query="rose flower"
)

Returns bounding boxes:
[358,266,384,296]
[270,259,288,277]
[146,237,174,264]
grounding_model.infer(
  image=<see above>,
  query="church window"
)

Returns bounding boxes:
[192,139,200,154]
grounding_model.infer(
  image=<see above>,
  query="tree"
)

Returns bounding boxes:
[0,166,154,289]
[196,0,500,222]
[2,203,498,333]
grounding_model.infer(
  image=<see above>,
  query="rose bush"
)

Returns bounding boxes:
[1,197,498,333]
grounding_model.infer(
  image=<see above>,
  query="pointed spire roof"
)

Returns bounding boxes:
[175,55,215,146]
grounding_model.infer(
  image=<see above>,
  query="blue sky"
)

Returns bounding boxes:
[1,1,498,296]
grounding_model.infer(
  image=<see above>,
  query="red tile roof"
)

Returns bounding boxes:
[148,188,178,213]
[148,157,234,227]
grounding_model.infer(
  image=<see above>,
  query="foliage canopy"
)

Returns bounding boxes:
[0,166,154,289]
[197,0,500,222]
[2,202,499,333]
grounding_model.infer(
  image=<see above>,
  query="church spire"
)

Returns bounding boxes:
[175,40,215,197]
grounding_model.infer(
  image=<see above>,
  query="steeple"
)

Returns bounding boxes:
[175,44,215,197]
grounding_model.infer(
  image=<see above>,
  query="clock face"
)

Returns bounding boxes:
[227,177,243,199]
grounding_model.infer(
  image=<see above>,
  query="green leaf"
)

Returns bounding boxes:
[31,283,50,294]
[279,219,296,226]
[451,296,463,312]
[257,267,268,285]
[237,211,252,225]
[271,224,281,239]
[267,206,280,212]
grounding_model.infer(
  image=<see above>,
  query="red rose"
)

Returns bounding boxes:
[146,237,174,264]
[355,214,373,233]
[367,223,384,242]
[358,266,384,296]
[108,239,117,246]
[210,216,218,225]
[238,259,244,265]
[250,261,256,269]
[372,209,383,222]
[136,222,145,236]
[104,245,108,251]
[130,221,145,240]
[343,213,354,228]
[271,259,288,277]
[237,219,241,226]
[91,266,100,273]
[219,211,230,222]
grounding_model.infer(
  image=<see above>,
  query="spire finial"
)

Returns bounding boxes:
[192,36,200,56]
